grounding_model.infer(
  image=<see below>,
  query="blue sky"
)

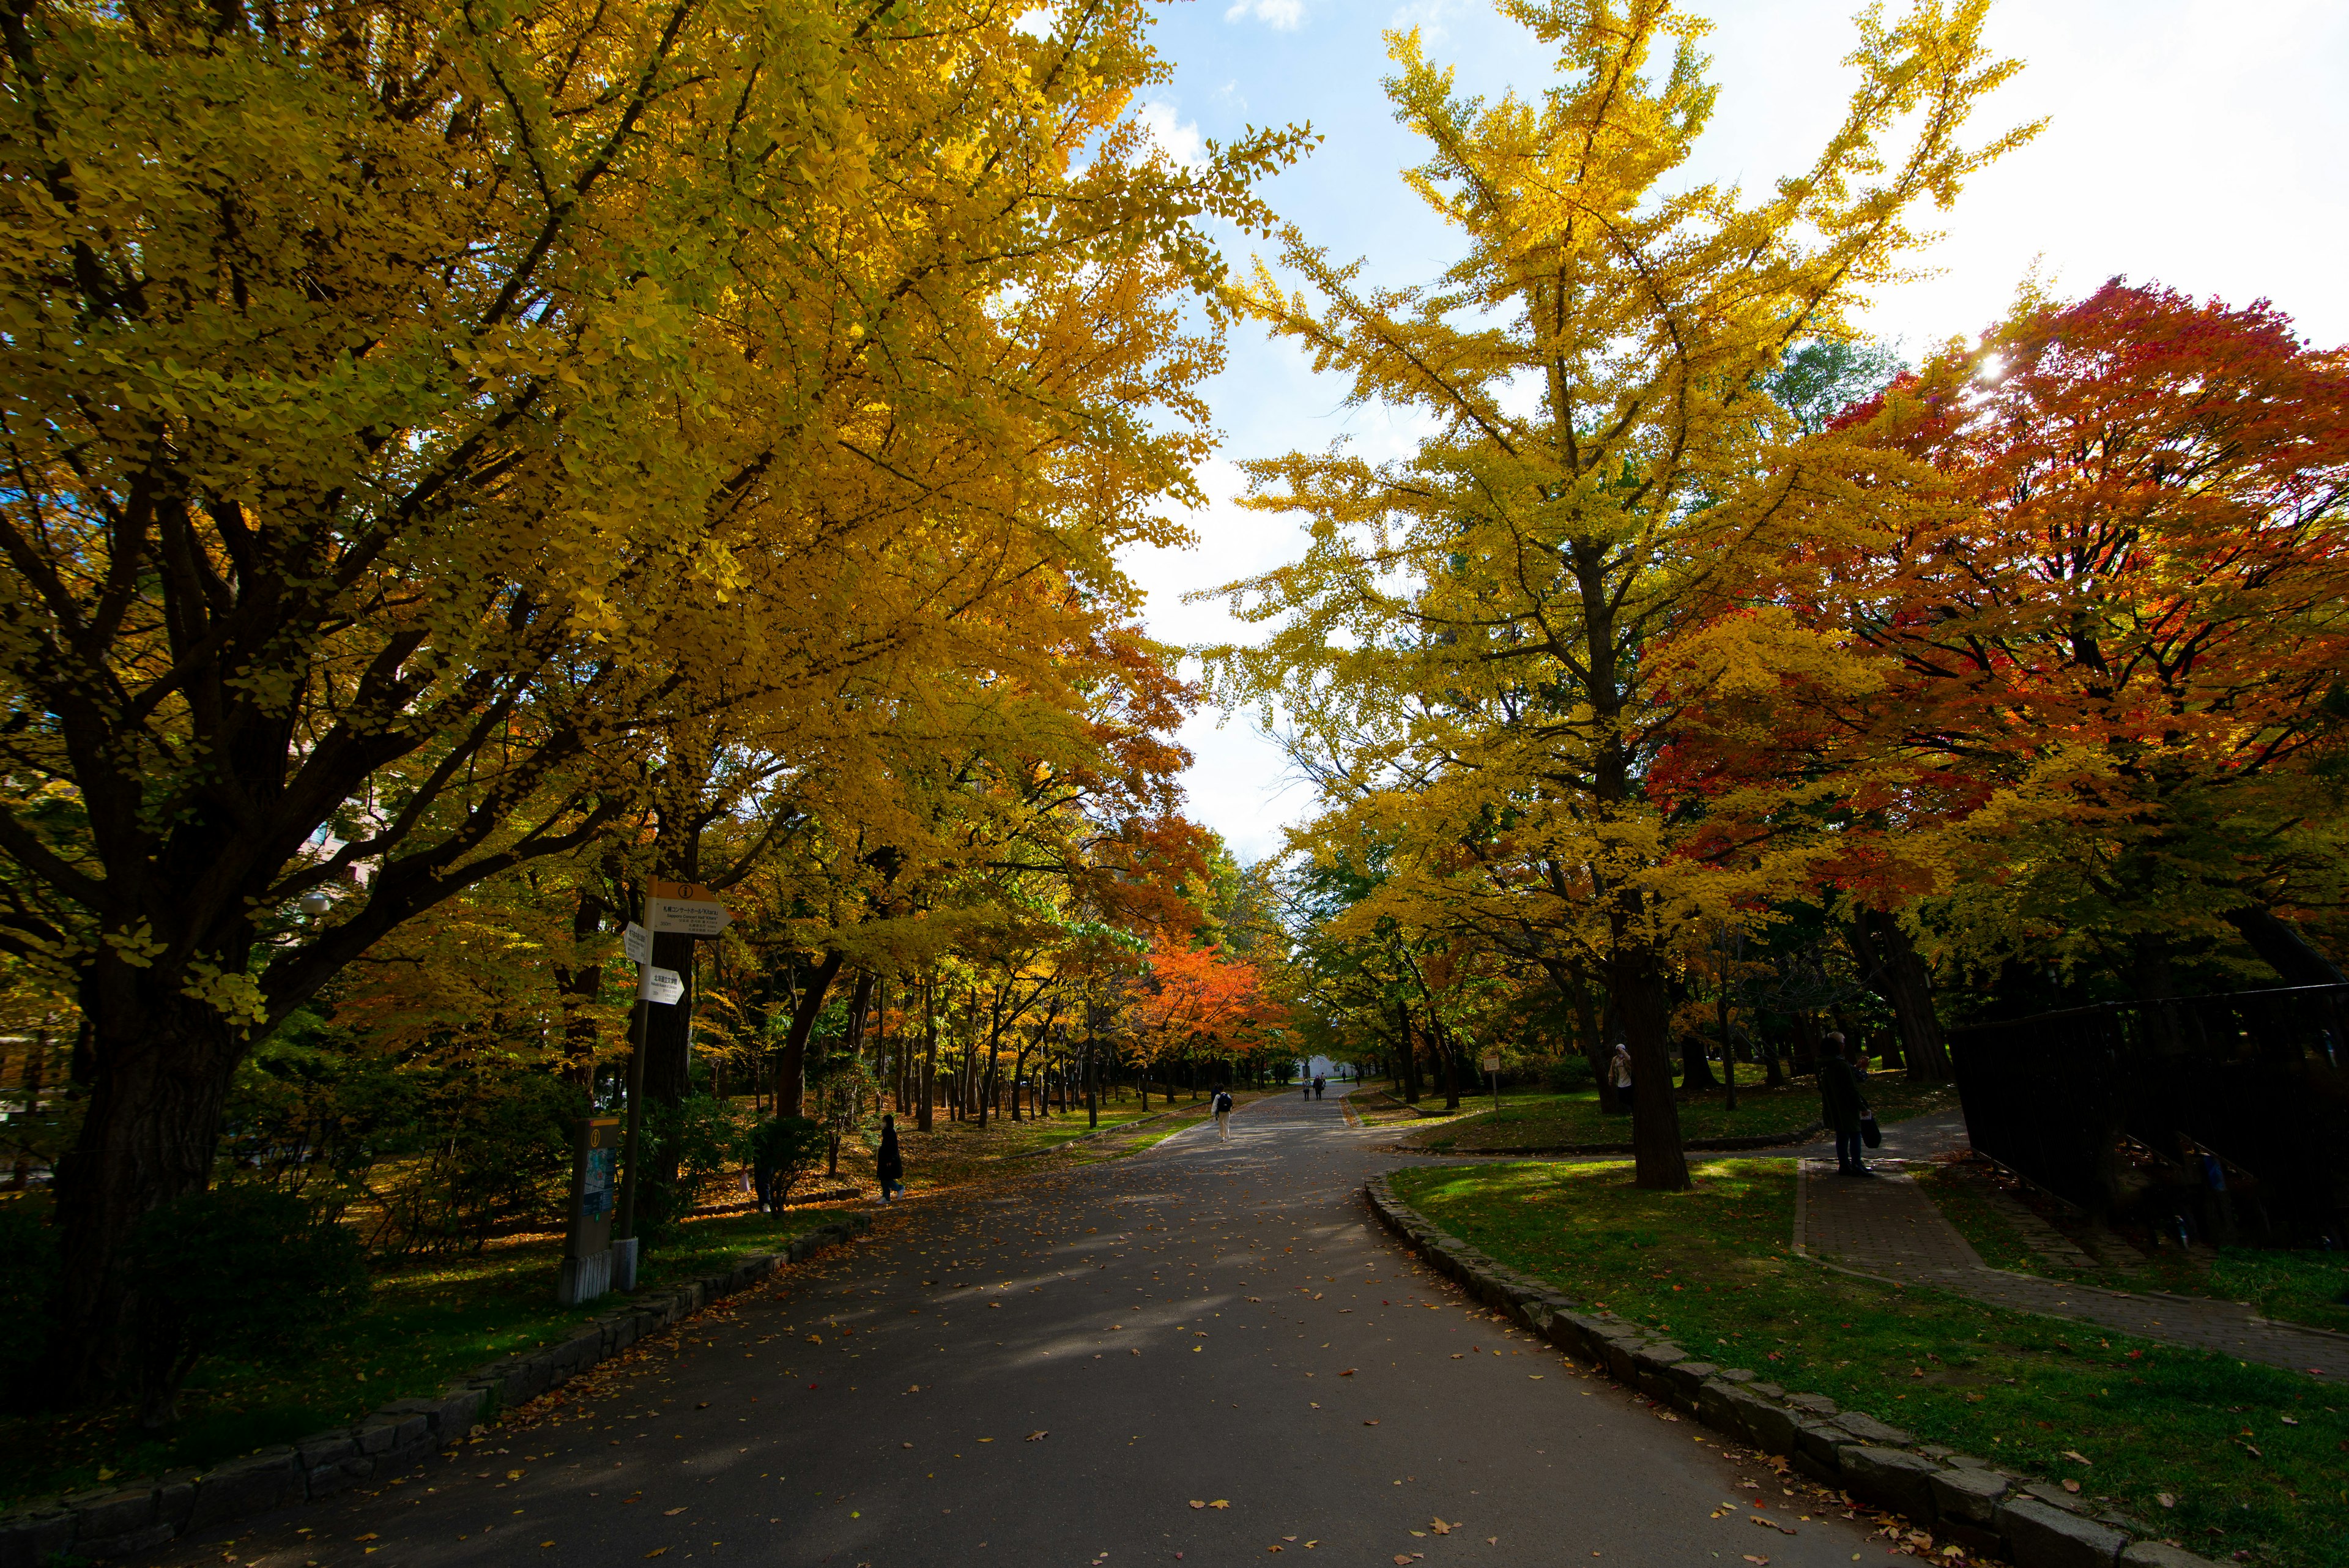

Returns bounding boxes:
[1116,0,2349,864]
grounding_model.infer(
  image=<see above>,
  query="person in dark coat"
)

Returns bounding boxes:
[1817,1033,1873,1176]
[875,1113,905,1203]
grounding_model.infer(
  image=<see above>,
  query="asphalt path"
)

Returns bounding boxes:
[152,1091,1886,1568]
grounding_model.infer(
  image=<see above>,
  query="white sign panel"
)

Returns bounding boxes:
[1481,1052,1502,1074]
[647,897,731,936]
[639,965,685,1005]
[623,921,651,965]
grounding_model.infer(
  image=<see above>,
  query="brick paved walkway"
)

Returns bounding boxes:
[1796,1156,2349,1384]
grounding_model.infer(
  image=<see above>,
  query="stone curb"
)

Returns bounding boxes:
[0,1213,873,1566]
[1415,1120,1830,1157]
[1362,1174,2220,1568]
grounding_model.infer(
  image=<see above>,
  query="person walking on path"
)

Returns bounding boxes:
[1214,1087,1235,1140]
[1817,1034,1874,1176]
[1313,1075,1324,1100]
[875,1113,905,1202]
[1608,1042,1633,1113]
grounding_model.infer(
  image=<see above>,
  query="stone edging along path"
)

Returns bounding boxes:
[1364,1173,2222,1568]
[0,1213,874,1567]
[1421,1120,1830,1157]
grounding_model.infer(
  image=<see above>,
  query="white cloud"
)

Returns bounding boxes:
[1387,0,1464,43]
[1011,3,1059,40]
[1134,99,1206,170]
[1225,0,1304,31]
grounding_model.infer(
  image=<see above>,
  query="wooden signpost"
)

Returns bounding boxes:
[582,880,734,1299]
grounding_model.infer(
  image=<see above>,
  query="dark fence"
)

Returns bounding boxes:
[1948,984,2349,1243]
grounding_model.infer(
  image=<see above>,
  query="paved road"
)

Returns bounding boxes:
[154,1092,1883,1568]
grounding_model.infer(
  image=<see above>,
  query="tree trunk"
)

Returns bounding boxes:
[918,985,937,1134]
[1558,962,1617,1113]
[1716,978,1739,1113]
[1850,909,1951,1083]
[776,951,846,1118]
[1395,1001,1421,1104]
[553,891,609,1087]
[48,981,244,1400]
[1609,940,1690,1191]
[1435,1019,1461,1110]
[1789,1010,1819,1075]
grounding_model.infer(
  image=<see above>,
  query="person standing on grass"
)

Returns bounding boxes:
[1214,1087,1234,1140]
[875,1113,905,1202]
[1608,1041,1633,1113]
[1819,1034,1873,1177]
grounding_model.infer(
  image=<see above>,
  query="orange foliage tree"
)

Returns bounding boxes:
[1663,281,2349,990]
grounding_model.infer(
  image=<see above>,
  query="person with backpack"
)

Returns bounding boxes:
[875,1113,905,1202]
[1213,1087,1235,1140]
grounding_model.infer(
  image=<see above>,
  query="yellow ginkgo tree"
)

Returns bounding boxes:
[0,0,1302,1391]
[1210,0,2030,1187]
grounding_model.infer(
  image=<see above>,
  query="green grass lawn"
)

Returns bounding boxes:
[0,1206,851,1509]
[1914,1162,2349,1336]
[1406,1071,1956,1152]
[1391,1159,2348,1568]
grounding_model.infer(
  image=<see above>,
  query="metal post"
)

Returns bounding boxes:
[612,966,651,1290]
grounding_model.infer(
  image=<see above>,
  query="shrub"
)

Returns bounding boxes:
[363,1070,577,1258]
[1545,1055,1597,1093]
[127,1185,367,1429]
[749,1117,826,1214]
[0,1198,56,1405]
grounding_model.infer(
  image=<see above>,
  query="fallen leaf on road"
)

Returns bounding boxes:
[1210,1500,1230,1509]
[902,1443,913,1449]
[806,1336,821,1345]
[1363,1420,1379,1427]
[355,1536,379,1544]
[1409,1531,1426,1538]
[1743,1556,1768,1566]
[1191,1501,1206,1510]
[663,1507,686,1517]
[989,1302,1001,1309]
[1430,1519,1452,1535]
[2061,1481,2080,1495]
[645,1552,667,1560]
[506,1471,524,1481]
[1529,1375,1543,1380]
[1025,1432,1048,1442]
[1395,1557,1415,1565]
[1450,1354,1464,1360]
[1340,1369,1357,1377]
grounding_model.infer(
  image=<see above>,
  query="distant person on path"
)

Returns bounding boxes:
[1819,1033,1874,1176]
[1313,1075,1325,1099]
[1608,1042,1633,1113]
[1214,1087,1235,1140]
[1303,1075,1312,1100]
[875,1113,905,1202]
